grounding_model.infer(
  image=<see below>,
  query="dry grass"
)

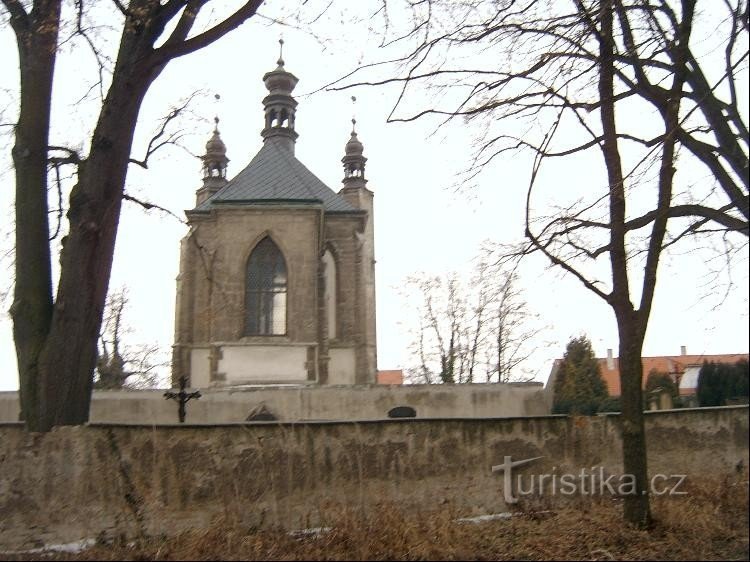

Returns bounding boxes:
[7,478,748,561]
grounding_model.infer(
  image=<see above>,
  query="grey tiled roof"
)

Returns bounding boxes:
[193,139,358,213]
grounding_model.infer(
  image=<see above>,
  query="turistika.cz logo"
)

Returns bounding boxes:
[491,456,687,504]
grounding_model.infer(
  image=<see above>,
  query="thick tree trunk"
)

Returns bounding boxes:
[616,310,651,527]
[10,1,61,428]
[7,0,261,431]
[32,67,154,430]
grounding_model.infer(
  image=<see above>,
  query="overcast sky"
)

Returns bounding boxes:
[1,2,748,391]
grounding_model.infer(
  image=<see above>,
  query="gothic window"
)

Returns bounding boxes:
[245,237,287,335]
[323,249,337,339]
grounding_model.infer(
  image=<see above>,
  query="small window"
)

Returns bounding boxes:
[245,237,287,335]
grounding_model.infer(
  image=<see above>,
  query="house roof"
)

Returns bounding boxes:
[193,139,358,214]
[599,353,748,396]
[377,370,404,385]
[545,352,748,397]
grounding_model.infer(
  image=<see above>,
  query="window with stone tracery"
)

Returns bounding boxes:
[245,237,287,335]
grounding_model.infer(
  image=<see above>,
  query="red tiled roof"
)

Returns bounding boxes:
[598,354,748,396]
[377,370,404,385]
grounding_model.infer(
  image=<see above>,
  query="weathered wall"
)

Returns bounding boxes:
[0,406,746,550]
[0,383,550,424]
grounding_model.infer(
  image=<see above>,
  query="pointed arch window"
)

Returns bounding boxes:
[323,249,337,340]
[245,237,287,335]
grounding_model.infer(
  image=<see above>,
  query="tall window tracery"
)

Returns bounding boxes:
[245,237,287,335]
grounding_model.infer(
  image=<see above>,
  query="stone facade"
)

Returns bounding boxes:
[172,54,376,387]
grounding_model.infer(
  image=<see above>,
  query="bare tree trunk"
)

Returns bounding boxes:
[9,0,60,428]
[35,65,154,429]
[5,0,265,431]
[598,0,651,527]
[616,311,650,526]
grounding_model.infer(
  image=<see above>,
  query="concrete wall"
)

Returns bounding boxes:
[0,382,550,424]
[0,406,746,550]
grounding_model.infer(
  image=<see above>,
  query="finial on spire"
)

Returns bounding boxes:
[277,37,285,67]
[351,96,357,133]
[213,94,221,132]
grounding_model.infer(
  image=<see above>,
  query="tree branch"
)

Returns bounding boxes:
[151,0,263,64]
[122,192,186,224]
[627,204,748,235]
[128,94,196,169]
[0,0,29,35]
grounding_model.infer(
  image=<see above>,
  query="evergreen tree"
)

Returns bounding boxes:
[728,359,749,400]
[644,369,681,408]
[698,360,750,406]
[553,336,609,415]
[645,370,678,398]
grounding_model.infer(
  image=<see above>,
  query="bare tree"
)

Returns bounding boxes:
[403,258,544,384]
[407,273,463,383]
[484,265,545,383]
[334,0,748,526]
[95,288,168,390]
[2,0,270,432]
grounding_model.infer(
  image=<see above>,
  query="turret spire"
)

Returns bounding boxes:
[261,40,299,153]
[196,99,229,205]
[342,97,367,186]
[202,115,229,181]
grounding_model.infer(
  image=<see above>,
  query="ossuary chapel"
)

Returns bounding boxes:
[172,50,377,388]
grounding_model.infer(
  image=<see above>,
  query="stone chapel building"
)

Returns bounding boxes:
[172,53,377,388]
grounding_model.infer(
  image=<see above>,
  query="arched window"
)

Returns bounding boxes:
[245,237,287,335]
[323,249,337,339]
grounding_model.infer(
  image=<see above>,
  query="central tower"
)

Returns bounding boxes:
[260,42,299,152]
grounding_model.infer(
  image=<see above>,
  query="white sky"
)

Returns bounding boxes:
[0,2,748,391]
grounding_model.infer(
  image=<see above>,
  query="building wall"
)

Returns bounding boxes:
[174,206,375,387]
[190,207,321,343]
[0,383,549,424]
[337,186,377,383]
[0,406,746,550]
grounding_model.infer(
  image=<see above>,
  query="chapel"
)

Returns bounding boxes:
[171,48,377,387]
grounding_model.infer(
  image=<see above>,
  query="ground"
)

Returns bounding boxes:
[3,478,748,561]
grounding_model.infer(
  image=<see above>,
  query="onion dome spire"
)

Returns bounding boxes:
[202,116,229,180]
[342,105,367,187]
[261,38,299,152]
[196,112,229,205]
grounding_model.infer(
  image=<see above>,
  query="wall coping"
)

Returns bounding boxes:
[2,405,746,430]
[597,404,749,417]
[0,382,546,397]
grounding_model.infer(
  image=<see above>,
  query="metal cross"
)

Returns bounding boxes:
[164,376,201,423]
